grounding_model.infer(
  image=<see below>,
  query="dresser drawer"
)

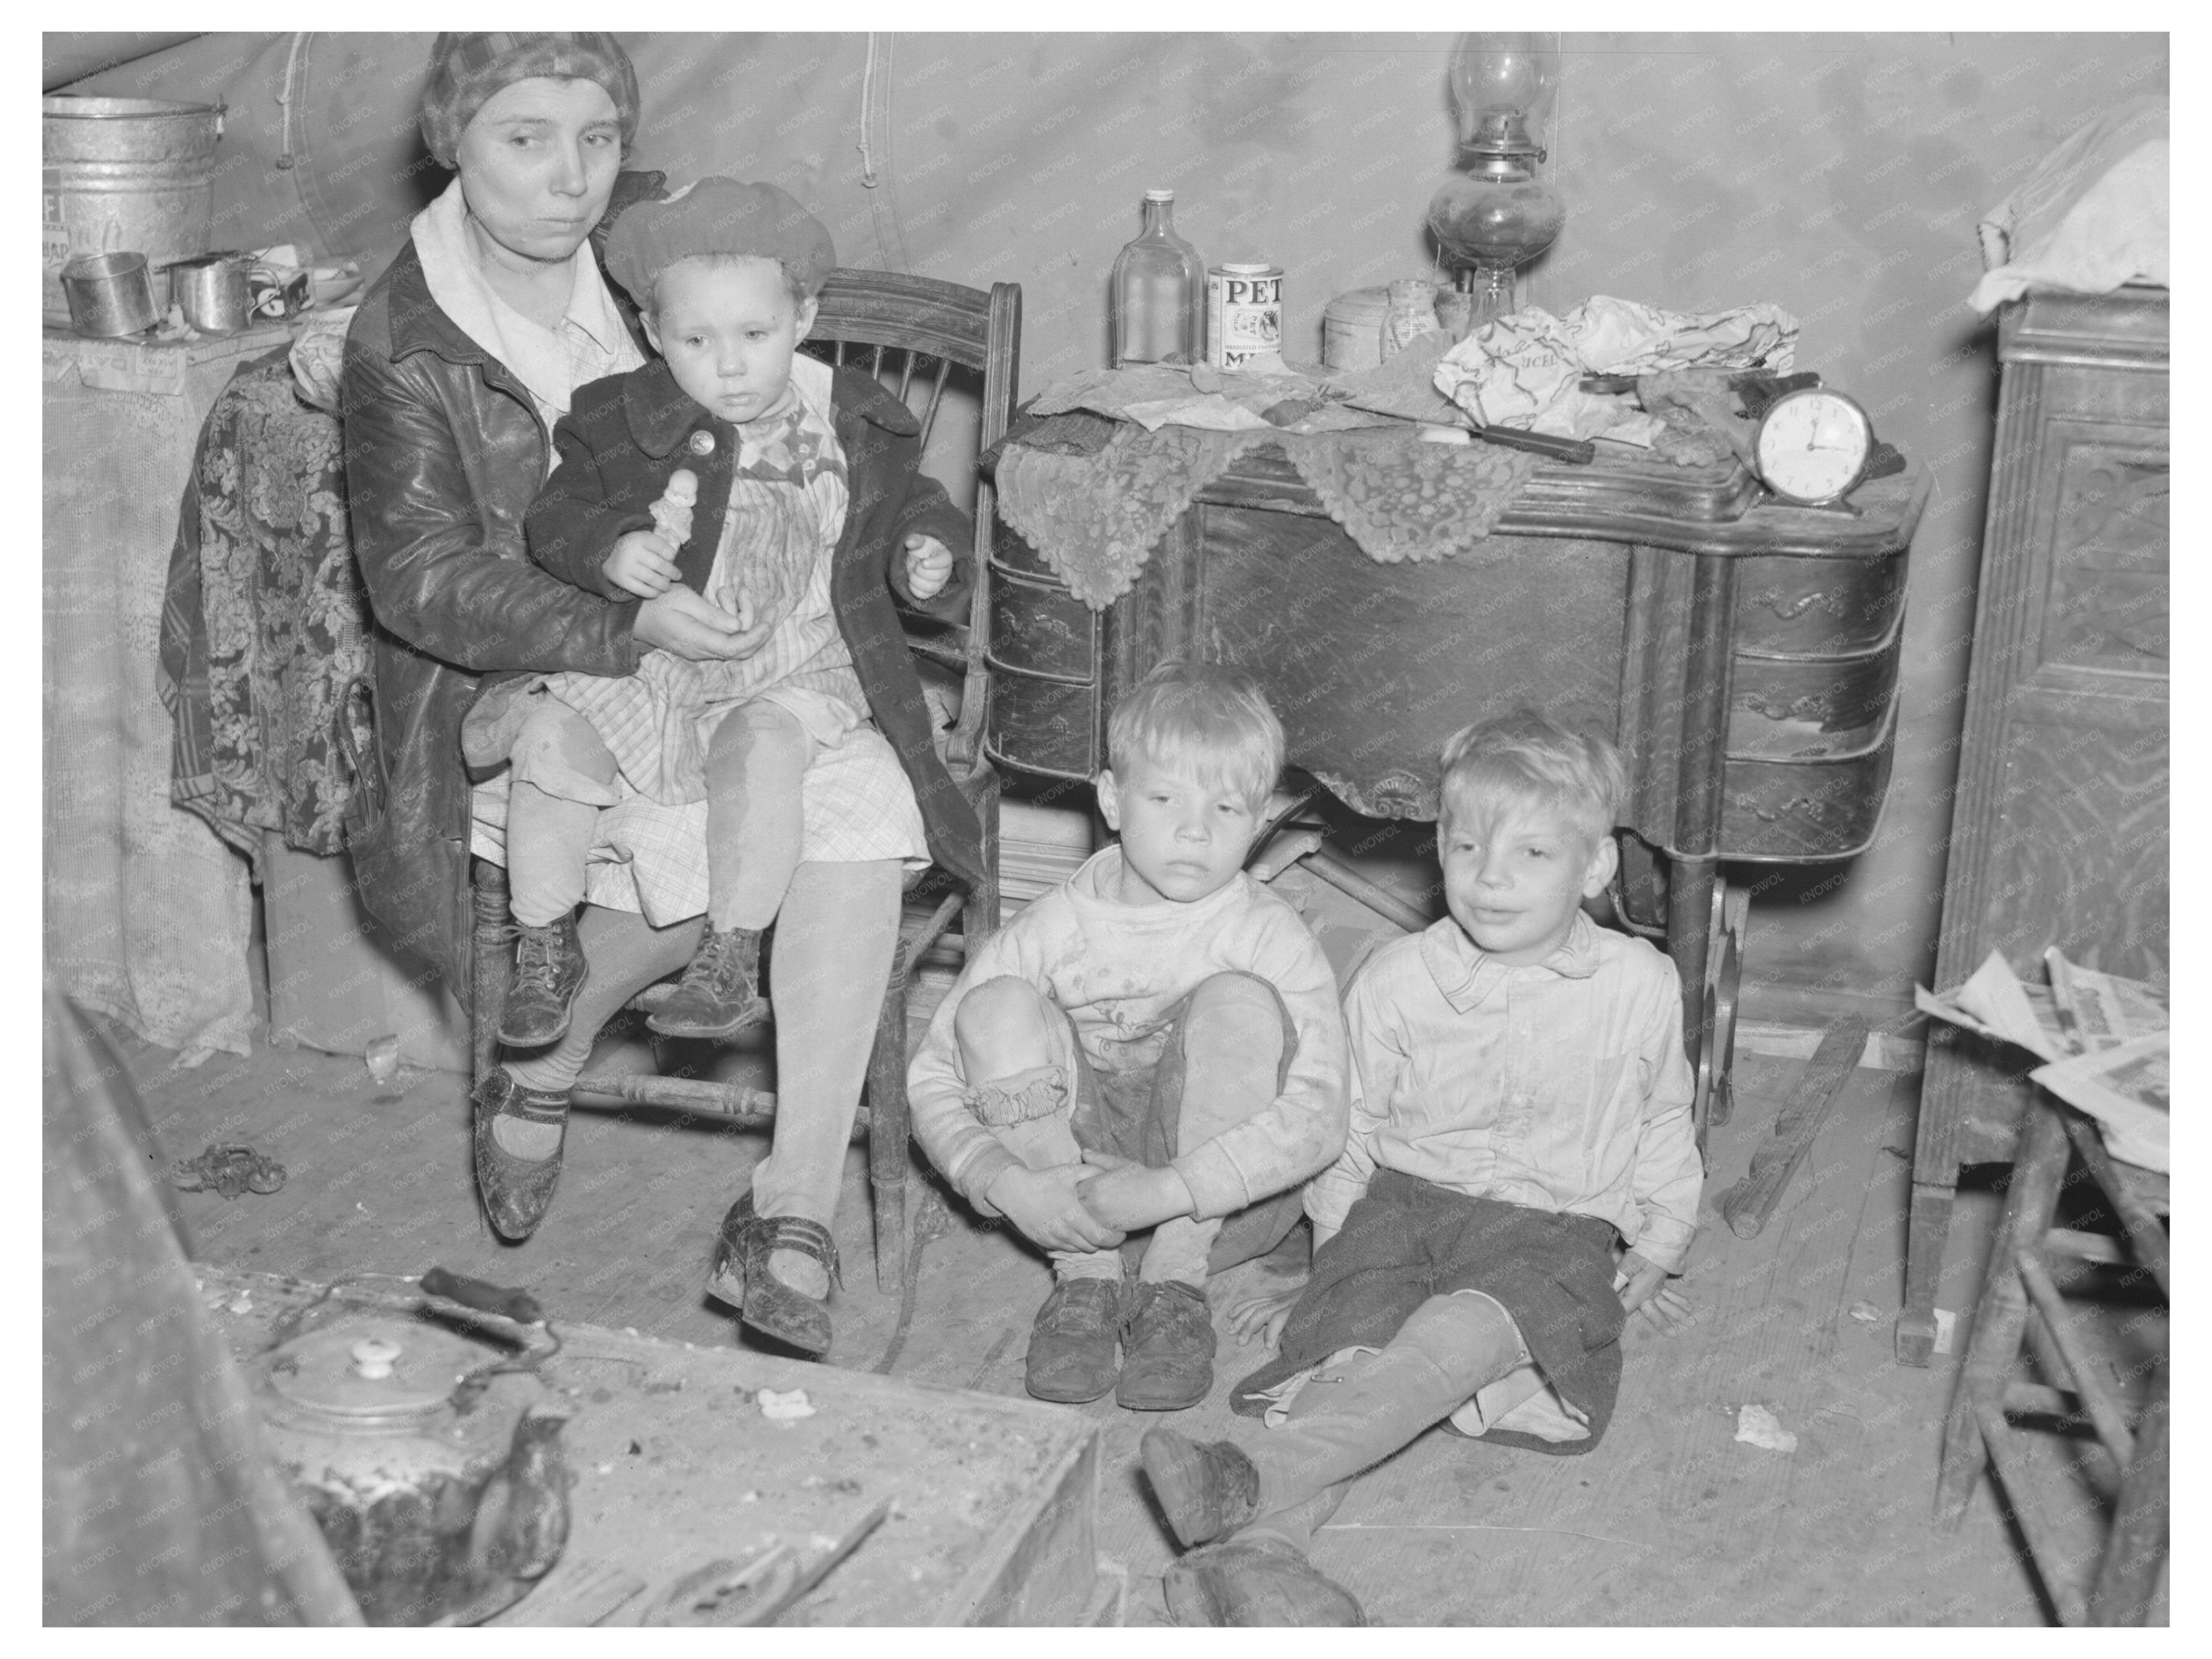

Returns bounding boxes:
[1730,552,1907,655]
[985,672,1100,781]
[992,522,1059,580]
[1727,626,1904,759]
[989,565,1098,684]
[1720,700,1897,860]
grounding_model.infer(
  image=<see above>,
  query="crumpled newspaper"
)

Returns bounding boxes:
[1435,295,1797,445]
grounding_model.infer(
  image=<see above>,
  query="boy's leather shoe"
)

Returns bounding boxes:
[1139,1426,1262,1548]
[471,1068,571,1242]
[1024,1278,1123,1402]
[1117,1279,1217,1410]
[497,913,588,1048]
[1163,1535,1368,1627]
[648,924,770,1040]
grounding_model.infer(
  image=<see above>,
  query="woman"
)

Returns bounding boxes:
[341,33,987,1357]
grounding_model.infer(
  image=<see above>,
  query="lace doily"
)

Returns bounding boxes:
[1278,429,1538,564]
[996,422,1269,607]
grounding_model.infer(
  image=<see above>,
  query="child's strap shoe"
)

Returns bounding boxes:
[1138,1426,1262,1548]
[1117,1279,1217,1411]
[471,1067,572,1242]
[1023,1277,1123,1403]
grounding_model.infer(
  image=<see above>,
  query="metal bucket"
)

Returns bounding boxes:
[61,251,159,337]
[43,95,224,325]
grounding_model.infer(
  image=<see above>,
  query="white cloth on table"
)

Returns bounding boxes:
[1970,96,2169,313]
[44,328,281,1063]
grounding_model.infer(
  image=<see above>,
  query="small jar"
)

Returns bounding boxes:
[1381,278,1442,360]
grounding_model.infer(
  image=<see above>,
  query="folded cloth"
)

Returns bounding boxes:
[1028,361,1395,436]
[1970,96,2168,313]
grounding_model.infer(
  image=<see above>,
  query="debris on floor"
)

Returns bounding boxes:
[169,1144,285,1198]
[760,1387,817,1421]
[1847,1299,1882,1324]
[1734,1403,1799,1454]
[364,1035,403,1085]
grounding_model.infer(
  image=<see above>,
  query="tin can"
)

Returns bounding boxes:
[1206,262,1284,370]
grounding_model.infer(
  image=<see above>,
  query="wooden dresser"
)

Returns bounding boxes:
[1898,285,2169,1366]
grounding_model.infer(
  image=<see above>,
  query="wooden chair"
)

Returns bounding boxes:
[470,269,1022,1292]
[1932,1088,2169,1625]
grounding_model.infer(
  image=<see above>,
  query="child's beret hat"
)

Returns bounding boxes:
[418,33,639,168]
[602,178,837,308]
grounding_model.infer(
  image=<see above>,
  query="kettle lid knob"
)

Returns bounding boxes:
[349,1335,402,1381]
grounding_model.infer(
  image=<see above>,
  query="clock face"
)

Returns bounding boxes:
[1754,390,1873,504]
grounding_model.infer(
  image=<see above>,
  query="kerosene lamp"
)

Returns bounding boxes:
[1425,33,1564,330]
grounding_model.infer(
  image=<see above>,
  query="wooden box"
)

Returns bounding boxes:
[199,1267,1105,1625]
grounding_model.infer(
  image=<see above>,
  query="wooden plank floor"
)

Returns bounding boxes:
[112,1021,2098,1625]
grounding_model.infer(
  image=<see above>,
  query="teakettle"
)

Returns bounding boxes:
[252,1272,571,1626]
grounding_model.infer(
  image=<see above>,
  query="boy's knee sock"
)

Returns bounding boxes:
[507,782,600,929]
[1140,1215,1222,1288]
[1244,1292,1525,1517]
[705,704,813,931]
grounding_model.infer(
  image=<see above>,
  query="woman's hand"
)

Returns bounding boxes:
[985,1164,1128,1253]
[903,533,955,601]
[604,528,681,598]
[1225,1283,1303,1351]
[633,585,770,661]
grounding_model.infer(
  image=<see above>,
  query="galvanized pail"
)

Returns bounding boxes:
[43,96,224,325]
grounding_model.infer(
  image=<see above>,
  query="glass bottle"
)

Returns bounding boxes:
[1110,189,1204,367]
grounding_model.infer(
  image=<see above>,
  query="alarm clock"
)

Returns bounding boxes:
[1748,385,1883,507]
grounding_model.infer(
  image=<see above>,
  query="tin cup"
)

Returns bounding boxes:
[168,253,252,334]
[61,250,159,337]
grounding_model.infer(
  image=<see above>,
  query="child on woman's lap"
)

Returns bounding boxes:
[908,662,1349,1412]
[481,179,958,1054]
[1135,709,1702,1628]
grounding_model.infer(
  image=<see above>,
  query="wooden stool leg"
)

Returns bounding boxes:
[1932,1094,2073,1527]
[470,858,512,1088]
[1898,1179,1956,1366]
[2089,1347,2169,1626]
[867,966,912,1295]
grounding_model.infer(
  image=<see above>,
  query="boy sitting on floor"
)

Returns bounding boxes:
[908,660,1348,1411]
[1137,709,1702,1627]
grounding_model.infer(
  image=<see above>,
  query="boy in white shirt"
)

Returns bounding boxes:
[1137,710,1702,1626]
[908,661,1349,1411]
